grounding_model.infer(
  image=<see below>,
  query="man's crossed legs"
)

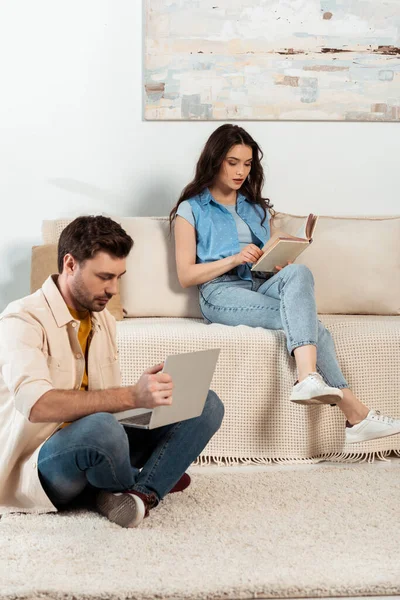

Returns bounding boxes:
[38,390,224,527]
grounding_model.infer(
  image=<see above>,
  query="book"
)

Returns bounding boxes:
[251,213,318,273]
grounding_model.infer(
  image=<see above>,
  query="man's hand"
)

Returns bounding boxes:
[133,363,174,409]
[275,261,293,272]
[235,244,264,266]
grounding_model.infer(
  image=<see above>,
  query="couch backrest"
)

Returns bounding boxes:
[42,213,400,316]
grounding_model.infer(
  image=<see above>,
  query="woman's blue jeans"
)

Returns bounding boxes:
[38,391,224,508]
[199,264,348,389]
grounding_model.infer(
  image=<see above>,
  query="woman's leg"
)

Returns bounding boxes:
[201,269,400,441]
[256,267,371,421]
[201,271,342,405]
[201,269,367,422]
[199,277,283,329]
[293,328,367,422]
[201,268,344,384]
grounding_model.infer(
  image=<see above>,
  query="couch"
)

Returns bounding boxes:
[32,213,400,464]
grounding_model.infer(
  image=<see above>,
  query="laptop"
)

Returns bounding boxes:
[114,348,220,429]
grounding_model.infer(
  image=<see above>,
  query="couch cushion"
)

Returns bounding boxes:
[271,213,400,315]
[30,244,124,321]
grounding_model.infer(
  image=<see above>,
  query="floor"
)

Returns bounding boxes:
[189,456,400,600]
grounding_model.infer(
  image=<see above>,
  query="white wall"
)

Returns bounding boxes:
[0,0,399,311]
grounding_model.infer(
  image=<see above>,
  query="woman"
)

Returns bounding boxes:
[170,124,400,445]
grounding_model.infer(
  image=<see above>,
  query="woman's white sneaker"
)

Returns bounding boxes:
[290,372,343,406]
[345,409,400,444]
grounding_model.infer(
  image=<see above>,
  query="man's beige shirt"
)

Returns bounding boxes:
[0,276,121,514]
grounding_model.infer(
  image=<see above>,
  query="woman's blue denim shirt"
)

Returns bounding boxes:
[188,188,271,282]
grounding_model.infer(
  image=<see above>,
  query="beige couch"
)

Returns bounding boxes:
[34,214,400,464]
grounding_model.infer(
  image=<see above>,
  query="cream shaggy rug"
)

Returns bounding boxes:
[1,464,400,600]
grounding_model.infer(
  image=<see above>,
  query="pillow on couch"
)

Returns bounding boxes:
[271,213,400,315]
[30,244,124,321]
[118,217,202,318]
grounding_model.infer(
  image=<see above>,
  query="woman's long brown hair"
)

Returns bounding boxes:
[169,124,273,229]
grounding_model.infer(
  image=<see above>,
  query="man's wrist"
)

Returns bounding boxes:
[127,385,137,410]
[115,385,137,411]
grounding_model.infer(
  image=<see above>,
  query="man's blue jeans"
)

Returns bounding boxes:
[199,264,348,389]
[38,390,224,508]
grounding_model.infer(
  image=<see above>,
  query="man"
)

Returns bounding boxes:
[0,216,224,528]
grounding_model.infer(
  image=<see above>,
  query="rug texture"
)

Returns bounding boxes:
[1,465,400,600]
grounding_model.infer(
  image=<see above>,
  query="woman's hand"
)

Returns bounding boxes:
[235,244,264,266]
[275,261,293,272]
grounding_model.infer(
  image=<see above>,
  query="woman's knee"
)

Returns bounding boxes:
[284,263,314,285]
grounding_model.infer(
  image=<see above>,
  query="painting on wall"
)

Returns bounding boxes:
[144,0,400,121]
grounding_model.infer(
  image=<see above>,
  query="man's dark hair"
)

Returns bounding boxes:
[57,216,134,273]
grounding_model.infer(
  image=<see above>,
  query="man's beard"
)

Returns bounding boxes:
[71,276,111,312]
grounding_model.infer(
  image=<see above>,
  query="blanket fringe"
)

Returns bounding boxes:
[192,449,397,466]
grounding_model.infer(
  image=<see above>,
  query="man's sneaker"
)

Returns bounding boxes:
[345,409,400,444]
[290,372,343,406]
[95,490,146,528]
[169,472,191,494]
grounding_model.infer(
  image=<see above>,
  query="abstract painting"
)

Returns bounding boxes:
[145,0,400,121]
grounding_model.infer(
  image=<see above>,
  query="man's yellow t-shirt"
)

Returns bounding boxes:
[60,308,92,428]
[68,307,91,391]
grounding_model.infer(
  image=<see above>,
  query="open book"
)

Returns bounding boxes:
[251,214,318,273]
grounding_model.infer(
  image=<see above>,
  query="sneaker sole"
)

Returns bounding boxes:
[290,393,342,406]
[346,428,400,444]
[96,491,145,528]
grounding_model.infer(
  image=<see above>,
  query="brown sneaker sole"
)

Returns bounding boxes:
[95,491,145,528]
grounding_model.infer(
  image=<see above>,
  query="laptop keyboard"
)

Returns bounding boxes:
[121,412,152,426]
